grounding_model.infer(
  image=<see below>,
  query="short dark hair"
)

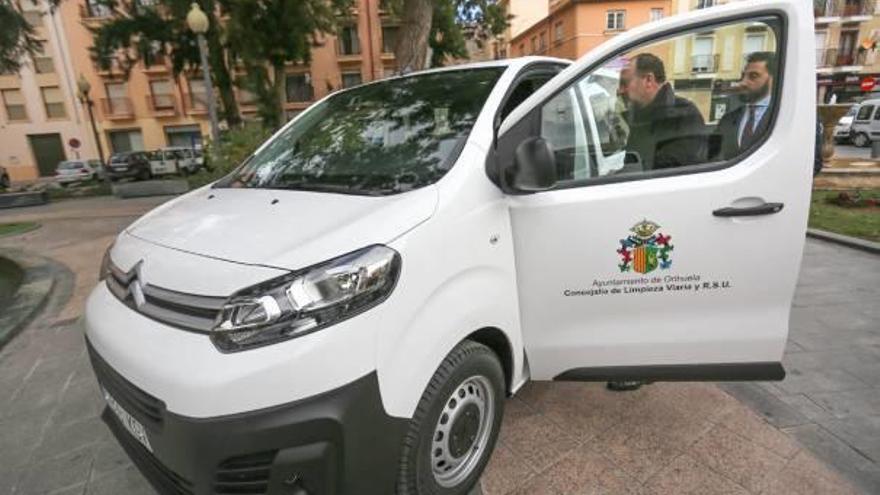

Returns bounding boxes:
[633,53,666,84]
[746,51,777,74]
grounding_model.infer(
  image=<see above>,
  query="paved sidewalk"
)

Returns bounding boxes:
[0,196,874,494]
[724,239,880,494]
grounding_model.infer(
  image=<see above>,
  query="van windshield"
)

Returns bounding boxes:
[215,68,504,195]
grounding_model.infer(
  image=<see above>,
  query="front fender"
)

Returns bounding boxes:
[376,265,523,419]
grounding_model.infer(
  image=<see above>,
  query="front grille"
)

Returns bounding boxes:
[214,451,277,494]
[104,408,195,495]
[87,339,165,430]
[106,260,227,332]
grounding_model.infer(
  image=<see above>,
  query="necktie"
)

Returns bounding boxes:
[741,105,757,148]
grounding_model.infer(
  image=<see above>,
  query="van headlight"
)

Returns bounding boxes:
[212,245,401,352]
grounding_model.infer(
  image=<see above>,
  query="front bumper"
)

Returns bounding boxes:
[89,338,407,495]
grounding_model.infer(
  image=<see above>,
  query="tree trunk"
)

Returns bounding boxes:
[394,0,433,73]
[272,62,286,129]
[205,12,241,127]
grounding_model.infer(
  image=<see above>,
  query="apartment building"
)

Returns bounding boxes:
[508,0,672,60]
[1,0,402,181]
[0,0,99,182]
[813,0,880,102]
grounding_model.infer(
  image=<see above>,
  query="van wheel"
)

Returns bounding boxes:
[397,340,504,495]
[853,132,870,148]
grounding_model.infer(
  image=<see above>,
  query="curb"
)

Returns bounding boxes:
[807,228,880,255]
[0,250,57,350]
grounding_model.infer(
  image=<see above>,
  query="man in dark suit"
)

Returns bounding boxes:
[621,53,707,172]
[714,52,776,160]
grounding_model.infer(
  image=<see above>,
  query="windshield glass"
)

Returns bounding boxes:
[216,67,504,195]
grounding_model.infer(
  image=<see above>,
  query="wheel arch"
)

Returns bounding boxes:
[465,327,515,396]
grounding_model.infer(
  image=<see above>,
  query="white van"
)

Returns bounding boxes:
[146,147,204,176]
[84,2,814,494]
[848,98,880,147]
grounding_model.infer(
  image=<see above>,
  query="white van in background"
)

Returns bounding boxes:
[146,147,205,176]
[848,99,880,147]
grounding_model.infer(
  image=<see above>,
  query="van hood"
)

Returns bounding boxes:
[126,186,437,271]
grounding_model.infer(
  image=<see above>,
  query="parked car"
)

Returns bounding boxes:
[848,98,880,147]
[0,165,9,189]
[84,2,814,494]
[834,104,859,144]
[106,151,152,181]
[145,147,204,176]
[55,159,103,185]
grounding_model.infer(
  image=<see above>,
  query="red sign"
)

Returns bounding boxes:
[68,138,81,149]
[861,77,876,92]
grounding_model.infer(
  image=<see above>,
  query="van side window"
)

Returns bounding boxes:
[873,107,880,121]
[499,72,558,123]
[537,17,781,185]
[857,105,874,121]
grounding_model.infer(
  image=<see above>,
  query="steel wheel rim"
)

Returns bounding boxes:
[430,375,495,488]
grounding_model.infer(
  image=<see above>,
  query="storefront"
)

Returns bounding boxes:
[818,73,880,103]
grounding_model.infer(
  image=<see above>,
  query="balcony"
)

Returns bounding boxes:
[816,48,868,69]
[100,97,135,120]
[691,54,720,74]
[814,0,874,21]
[146,94,178,117]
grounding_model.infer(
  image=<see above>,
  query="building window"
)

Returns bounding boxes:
[41,86,66,119]
[85,0,112,17]
[286,73,313,102]
[104,82,133,116]
[108,129,144,153]
[2,89,27,121]
[341,72,362,88]
[382,25,399,54]
[530,36,537,54]
[188,78,207,109]
[237,86,257,105]
[554,22,564,44]
[650,8,664,22]
[606,10,625,31]
[338,25,361,56]
[691,36,716,73]
[696,0,716,9]
[519,43,525,55]
[538,32,547,53]
[33,42,55,74]
[149,79,174,110]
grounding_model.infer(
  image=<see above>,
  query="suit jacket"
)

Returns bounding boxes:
[713,103,772,161]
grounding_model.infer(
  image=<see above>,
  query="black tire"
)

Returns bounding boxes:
[397,340,505,495]
[853,132,870,148]
[139,166,152,181]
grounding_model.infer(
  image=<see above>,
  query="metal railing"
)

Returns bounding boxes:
[814,0,875,17]
[691,54,720,73]
[100,97,135,119]
[816,47,868,66]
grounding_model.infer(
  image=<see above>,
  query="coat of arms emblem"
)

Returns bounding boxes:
[617,220,674,274]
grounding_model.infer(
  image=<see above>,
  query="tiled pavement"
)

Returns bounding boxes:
[0,196,876,495]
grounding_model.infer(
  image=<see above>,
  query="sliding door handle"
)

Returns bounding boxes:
[713,202,784,217]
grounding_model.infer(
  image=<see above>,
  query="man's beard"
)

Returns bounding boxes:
[741,81,771,103]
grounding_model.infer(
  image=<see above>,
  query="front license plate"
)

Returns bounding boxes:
[103,387,154,453]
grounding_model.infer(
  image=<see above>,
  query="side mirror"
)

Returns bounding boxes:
[505,137,557,193]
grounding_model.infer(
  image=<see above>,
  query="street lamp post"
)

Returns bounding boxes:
[186,3,221,148]
[77,74,110,187]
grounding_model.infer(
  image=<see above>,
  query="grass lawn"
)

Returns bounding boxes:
[0,222,40,238]
[810,190,880,243]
